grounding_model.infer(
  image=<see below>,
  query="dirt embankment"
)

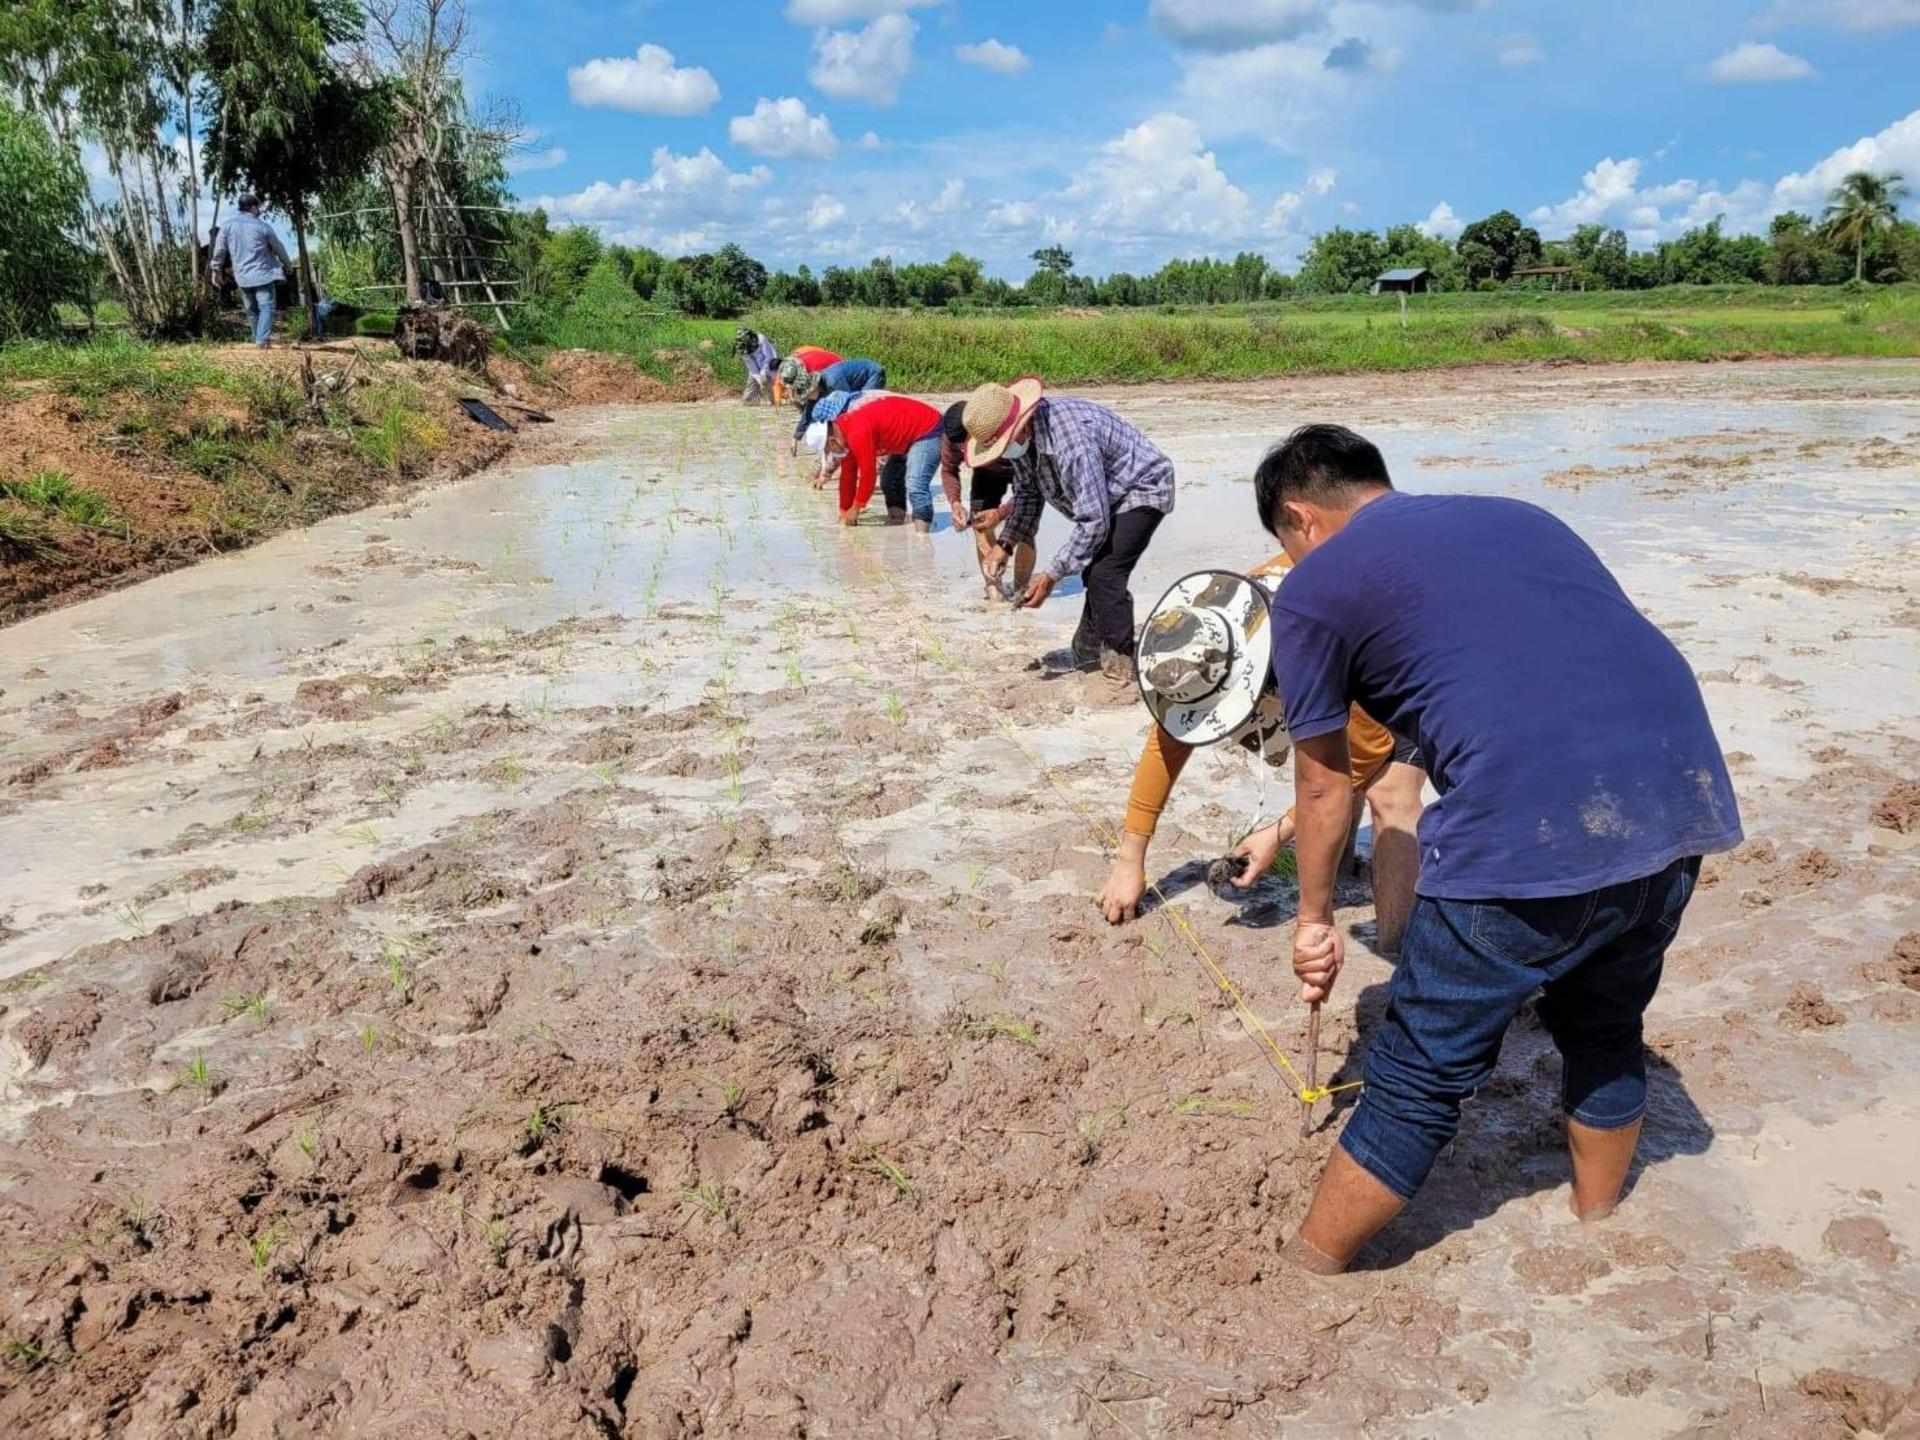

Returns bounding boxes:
[0,344,725,624]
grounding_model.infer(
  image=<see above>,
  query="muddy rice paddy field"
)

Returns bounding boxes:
[1,360,1917,1438]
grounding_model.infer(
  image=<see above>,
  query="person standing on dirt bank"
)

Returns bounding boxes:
[1257,424,1742,1275]
[210,195,293,349]
[939,401,1034,602]
[962,377,1175,684]
[1096,547,1425,952]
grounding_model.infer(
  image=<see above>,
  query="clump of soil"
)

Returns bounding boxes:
[1799,1369,1911,1432]
[1870,780,1920,833]
[1864,932,1920,992]
[1824,1215,1902,1268]
[1779,982,1846,1030]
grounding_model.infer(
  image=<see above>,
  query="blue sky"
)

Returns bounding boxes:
[470,0,1920,277]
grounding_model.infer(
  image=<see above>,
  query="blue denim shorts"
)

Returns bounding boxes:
[1339,856,1700,1202]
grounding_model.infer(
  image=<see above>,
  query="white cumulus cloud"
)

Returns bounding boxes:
[1706,41,1816,83]
[567,44,720,115]
[1149,0,1329,50]
[531,147,770,252]
[1064,112,1252,240]
[1417,200,1464,238]
[807,194,848,230]
[729,97,839,159]
[810,14,916,105]
[955,39,1031,75]
[1307,167,1337,194]
[1527,108,1920,245]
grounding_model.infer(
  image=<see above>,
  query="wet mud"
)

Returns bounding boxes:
[2,360,1919,1436]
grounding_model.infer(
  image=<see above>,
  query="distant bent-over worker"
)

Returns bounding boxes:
[1255,423,1742,1276]
[791,357,888,454]
[938,401,1032,602]
[961,377,1176,685]
[735,328,780,406]
[824,394,944,529]
[210,195,294,349]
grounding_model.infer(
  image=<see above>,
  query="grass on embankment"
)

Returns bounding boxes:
[0,335,509,620]
[540,283,1920,392]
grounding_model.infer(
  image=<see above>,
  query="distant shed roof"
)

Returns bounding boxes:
[1377,268,1431,282]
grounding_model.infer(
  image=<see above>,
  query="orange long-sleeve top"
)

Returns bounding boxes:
[835,396,942,512]
[1122,552,1404,839]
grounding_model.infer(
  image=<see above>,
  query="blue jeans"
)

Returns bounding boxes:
[241,283,277,345]
[902,428,942,525]
[1339,856,1700,1201]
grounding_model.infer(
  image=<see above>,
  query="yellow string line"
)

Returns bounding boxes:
[840,534,1360,1112]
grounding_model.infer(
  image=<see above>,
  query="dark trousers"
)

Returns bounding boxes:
[1080,506,1164,657]
[1339,856,1700,1201]
[878,455,907,514]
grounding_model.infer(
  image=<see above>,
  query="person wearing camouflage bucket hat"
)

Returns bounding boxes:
[1096,550,1427,951]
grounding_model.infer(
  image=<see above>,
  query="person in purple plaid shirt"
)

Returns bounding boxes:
[959,376,1176,683]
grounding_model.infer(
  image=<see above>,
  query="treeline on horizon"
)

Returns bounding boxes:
[517,189,1920,324]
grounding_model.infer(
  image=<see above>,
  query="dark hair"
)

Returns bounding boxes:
[237,194,261,212]
[1254,423,1392,536]
[942,401,968,446]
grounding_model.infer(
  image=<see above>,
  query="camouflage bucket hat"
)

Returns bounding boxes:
[1135,570,1287,750]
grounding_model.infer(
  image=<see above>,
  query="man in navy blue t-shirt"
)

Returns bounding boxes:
[1254,424,1741,1275]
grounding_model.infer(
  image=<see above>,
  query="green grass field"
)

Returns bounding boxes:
[535,283,1920,392]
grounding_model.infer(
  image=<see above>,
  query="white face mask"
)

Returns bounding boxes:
[1001,438,1029,461]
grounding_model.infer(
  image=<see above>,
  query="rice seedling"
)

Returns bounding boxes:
[851,1149,915,1199]
[341,823,381,846]
[591,760,621,788]
[381,938,412,999]
[296,1127,318,1163]
[883,692,905,725]
[968,1013,1040,1047]
[2,1338,46,1373]
[221,992,269,1023]
[246,1226,285,1274]
[680,1179,734,1228]
[112,901,150,936]
[485,1216,511,1265]
[966,863,988,893]
[178,1054,213,1096]
[359,1023,380,1055]
[783,656,805,690]
[526,1101,561,1145]
[1172,1094,1262,1119]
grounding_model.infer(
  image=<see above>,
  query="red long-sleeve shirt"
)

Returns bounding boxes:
[792,345,842,373]
[835,396,942,512]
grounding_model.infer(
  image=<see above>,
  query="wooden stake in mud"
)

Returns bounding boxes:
[1301,1001,1322,1138]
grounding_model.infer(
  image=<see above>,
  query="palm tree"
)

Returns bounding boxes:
[1822,169,1910,283]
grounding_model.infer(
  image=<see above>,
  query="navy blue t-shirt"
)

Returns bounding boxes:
[1271,492,1742,900]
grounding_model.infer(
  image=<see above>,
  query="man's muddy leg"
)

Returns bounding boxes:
[1365,761,1424,957]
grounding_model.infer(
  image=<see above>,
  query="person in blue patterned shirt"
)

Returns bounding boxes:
[961,376,1176,682]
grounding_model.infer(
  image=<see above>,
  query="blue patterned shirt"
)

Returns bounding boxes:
[1002,398,1176,579]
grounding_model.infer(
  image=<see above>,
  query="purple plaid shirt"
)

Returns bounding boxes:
[1001,398,1176,580]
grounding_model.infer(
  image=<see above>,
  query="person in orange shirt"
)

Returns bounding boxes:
[1097,552,1426,956]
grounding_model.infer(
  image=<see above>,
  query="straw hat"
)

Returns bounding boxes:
[1136,570,1288,750]
[961,376,1044,467]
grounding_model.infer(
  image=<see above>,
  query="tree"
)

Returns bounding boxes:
[1823,169,1909,283]
[1030,244,1074,276]
[1296,227,1385,295]
[203,0,394,336]
[0,99,89,337]
[1456,209,1543,286]
[0,0,204,334]
[1381,224,1459,290]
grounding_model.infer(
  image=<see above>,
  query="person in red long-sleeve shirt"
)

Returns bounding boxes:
[828,395,945,529]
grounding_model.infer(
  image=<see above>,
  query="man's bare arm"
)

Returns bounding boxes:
[1292,729,1354,925]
